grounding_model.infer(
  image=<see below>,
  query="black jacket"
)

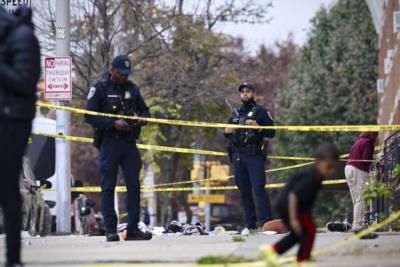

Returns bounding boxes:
[225,101,276,146]
[85,76,150,140]
[0,7,41,120]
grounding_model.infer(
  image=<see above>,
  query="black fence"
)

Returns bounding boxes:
[376,131,400,216]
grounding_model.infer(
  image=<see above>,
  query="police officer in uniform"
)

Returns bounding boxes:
[224,82,275,230]
[86,55,151,242]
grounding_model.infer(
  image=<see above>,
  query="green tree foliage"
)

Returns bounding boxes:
[274,0,378,223]
[276,0,378,156]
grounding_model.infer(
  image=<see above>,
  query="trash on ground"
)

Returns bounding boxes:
[240,228,250,236]
[326,222,352,232]
[262,231,278,235]
[164,220,208,235]
[213,226,226,235]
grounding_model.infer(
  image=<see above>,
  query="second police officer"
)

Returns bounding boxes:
[86,55,152,242]
[224,82,276,231]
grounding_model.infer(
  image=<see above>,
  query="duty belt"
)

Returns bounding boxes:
[232,144,261,155]
[104,129,136,143]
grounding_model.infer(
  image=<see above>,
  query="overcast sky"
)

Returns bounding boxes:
[217,0,337,52]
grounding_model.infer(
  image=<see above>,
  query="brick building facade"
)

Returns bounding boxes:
[366,0,400,136]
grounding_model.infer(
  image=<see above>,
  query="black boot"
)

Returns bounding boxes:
[125,228,152,241]
[106,232,120,242]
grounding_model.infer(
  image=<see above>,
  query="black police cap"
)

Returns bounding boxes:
[238,82,256,92]
[112,55,132,76]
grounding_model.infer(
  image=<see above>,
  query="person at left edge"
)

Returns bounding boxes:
[85,55,152,242]
[0,6,41,267]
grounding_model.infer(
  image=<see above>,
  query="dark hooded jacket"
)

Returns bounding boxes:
[0,7,40,120]
[347,133,377,172]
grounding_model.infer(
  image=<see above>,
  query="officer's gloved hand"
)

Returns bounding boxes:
[114,119,132,131]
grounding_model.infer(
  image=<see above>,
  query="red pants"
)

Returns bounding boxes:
[273,213,316,262]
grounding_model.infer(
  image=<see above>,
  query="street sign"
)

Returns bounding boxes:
[188,194,225,204]
[44,57,72,101]
[0,0,31,14]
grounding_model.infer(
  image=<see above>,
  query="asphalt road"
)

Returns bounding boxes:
[1,232,400,267]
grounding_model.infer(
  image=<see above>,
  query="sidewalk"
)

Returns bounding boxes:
[0,232,399,266]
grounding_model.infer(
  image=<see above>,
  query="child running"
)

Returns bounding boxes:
[262,143,340,266]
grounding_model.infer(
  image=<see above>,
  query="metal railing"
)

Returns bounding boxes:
[379,131,400,216]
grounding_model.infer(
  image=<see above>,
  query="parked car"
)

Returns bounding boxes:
[0,157,53,236]
[28,113,102,234]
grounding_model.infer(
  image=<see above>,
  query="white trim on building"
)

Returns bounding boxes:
[366,0,386,33]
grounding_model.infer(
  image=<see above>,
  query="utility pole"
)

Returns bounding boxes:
[204,162,210,232]
[55,0,71,233]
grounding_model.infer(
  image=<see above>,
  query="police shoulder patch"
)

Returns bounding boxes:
[87,87,96,100]
[267,110,274,121]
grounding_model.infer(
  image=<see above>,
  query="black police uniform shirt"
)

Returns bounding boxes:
[275,166,323,220]
[225,100,275,145]
[85,75,150,137]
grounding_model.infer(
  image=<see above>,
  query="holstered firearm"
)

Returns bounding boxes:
[226,143,234,163]
[93,128,104,149]
[261,139,269,161]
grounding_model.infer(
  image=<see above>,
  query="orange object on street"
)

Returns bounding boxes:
[262,219,289,234]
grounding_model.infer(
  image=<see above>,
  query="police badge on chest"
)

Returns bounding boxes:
[125,90,132,99]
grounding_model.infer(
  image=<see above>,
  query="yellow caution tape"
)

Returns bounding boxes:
[31,132,309,160]
[144,162,314,188]
[33,132,310,159]
[137,144,225,156]
[32,132,378,188]
[37,101,400,132]
[32,132,375,163]
[32,132,316,189]
[44,179,346,193]
[32,132,225,156]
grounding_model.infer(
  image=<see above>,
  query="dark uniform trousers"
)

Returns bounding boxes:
[233,152,272,227]
[99,132,142,233]
[0,117,31,264]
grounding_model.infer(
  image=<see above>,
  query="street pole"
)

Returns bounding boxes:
[55,0,71,233]
[204,162,210,232]
[204,188,211,232]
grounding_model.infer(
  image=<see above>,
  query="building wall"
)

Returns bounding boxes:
[377,1,400,129]
[367,0,400,134]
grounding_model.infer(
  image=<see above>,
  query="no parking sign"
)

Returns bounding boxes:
[44,57,72,101]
